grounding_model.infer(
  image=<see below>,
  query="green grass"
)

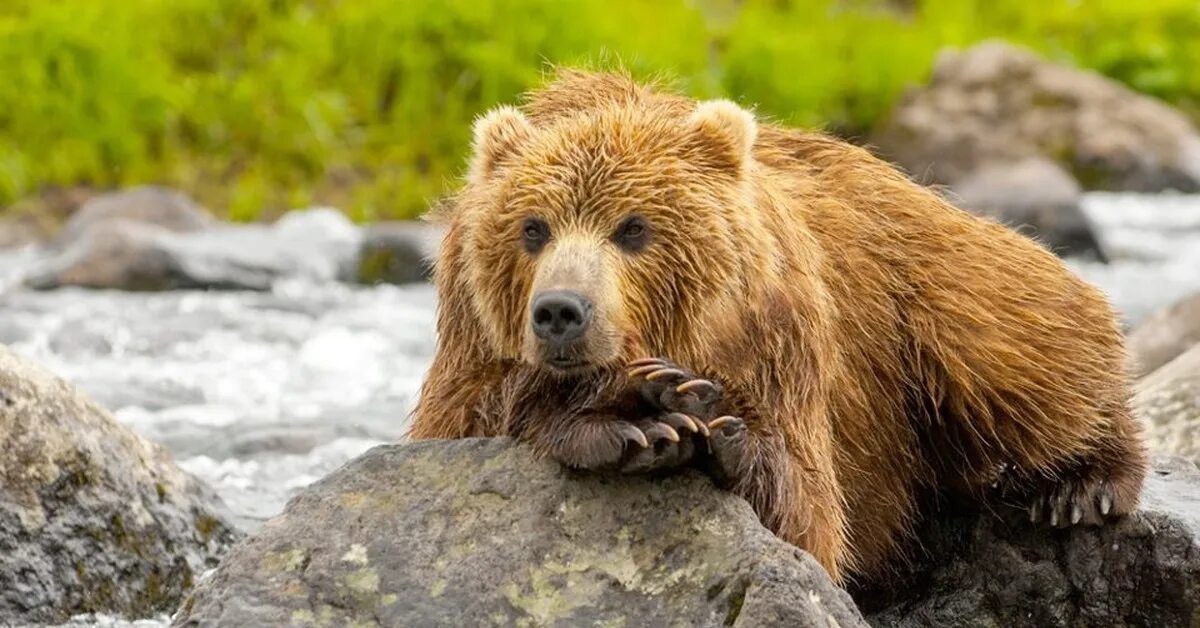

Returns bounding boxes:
[1,0,1198,221]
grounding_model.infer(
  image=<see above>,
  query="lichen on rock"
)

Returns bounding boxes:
[0,344,240,625]
[173,438,865,627]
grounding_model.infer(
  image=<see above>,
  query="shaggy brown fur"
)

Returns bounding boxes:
[408,69,1148,584]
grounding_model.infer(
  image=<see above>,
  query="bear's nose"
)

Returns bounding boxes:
[531,290,593,345]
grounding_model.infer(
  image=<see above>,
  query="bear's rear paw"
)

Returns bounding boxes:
[1027,463,1140,528]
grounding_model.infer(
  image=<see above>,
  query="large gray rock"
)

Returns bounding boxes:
[173,438,865,627]
[0,345,240,625]
[950,157,1106,260]
[1136,343,1200,465]
[53,186,214,248]
[860,456,1200,627]
[25,220,197,291]
[1130,293,1200,377]
[350,221,444,285]
[874,41,1200,192]
[26,208,362,291]
[154,208,363,288]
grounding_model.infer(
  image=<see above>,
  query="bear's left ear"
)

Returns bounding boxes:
[687,99,758,175]
[468,105,534,184]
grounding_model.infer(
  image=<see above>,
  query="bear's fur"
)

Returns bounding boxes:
[409,69,1148,584]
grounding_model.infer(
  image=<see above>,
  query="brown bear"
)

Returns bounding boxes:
[407,69,1148,584]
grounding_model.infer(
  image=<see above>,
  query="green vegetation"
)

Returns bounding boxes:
[1,0,1198,220]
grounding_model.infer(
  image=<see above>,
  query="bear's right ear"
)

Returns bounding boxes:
[687,99,758,176]
[468,106,534,184]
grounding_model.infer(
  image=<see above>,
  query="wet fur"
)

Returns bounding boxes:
[408,69,1148,584]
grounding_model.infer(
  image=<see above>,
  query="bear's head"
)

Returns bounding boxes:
[452,91,767,377]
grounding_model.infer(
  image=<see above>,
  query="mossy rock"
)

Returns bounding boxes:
[859,456,1200,627]
[173,438,863,627]
[0,345,240,624]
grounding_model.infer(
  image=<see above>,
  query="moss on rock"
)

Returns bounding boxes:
[0,345,240,625]
[173,438,863,627]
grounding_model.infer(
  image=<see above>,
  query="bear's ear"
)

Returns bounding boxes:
[469,105,534,184]
[687,99,758,174]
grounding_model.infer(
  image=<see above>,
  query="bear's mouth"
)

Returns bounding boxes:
[547,355,586,369]
[536,347,601,375]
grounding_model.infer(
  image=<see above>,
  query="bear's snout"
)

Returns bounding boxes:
[531,290,594,353]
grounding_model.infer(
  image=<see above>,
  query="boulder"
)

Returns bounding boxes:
[53,186,214,248]
[0,215,45,249]
[0,344,240,625]
[1136,343,1200,465]
[154,208,363,288]
[350,221,443,285]
[1130,293,1200,377]
[25,220,196,291]
[173,438,865,627]
[950,157,1106,260]
[26,208,362,291]
[873,41,1200,192]
[860,456,1200,627]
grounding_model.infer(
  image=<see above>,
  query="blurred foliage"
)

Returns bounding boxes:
[1,0,1198,220]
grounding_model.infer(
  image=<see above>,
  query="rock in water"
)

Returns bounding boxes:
[873,41,1200,192]
[350,221,444,285]
[0,345,240,625]
[950,157,1106,261]
[1130,293,1200,377]
[156,208,362,289]
[859,456,1200,627]
[173,438,865,627]
[52,186,214,248]
[24,220,192,292]
[1137,343,1200,465]
[26,208,362,291]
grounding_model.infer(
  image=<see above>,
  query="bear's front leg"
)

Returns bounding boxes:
[628,356,849,580]
[626,357,750,484]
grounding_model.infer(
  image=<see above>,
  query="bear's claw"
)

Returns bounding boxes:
[628,363,667,377]
[642,421,680,443]
[1027,473,1121,528]
[704,415,748,487]
[676,378,719,397]
[617,418,697,474]
[627,357,667,368]
[645,367,687,382]
[708,416,739,431]
[628,357,724,420]
[616,422,650,449]
[663,411,707,436]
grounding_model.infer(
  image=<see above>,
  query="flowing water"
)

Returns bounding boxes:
[1,192,1199,626]
[1069,192,1200,326]
[0,276,437,530]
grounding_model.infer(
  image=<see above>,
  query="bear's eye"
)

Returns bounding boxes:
[613,215,650,253]
[522,217,549,254]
